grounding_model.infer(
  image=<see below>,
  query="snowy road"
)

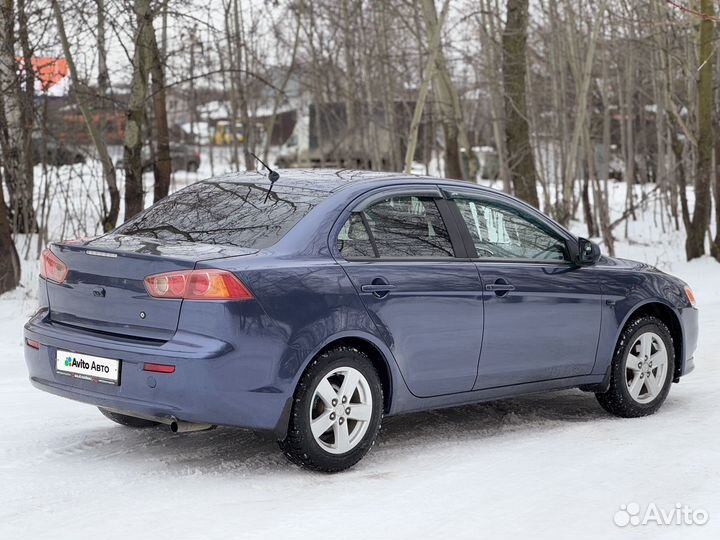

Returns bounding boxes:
[1,256,718,539]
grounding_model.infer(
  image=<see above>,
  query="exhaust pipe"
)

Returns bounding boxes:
[169,417,215,433]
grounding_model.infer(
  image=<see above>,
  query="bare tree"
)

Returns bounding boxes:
[686,0,714,260]
[0,0,34,233]
[502,0,539,207]
[420,0,467,180]
[405,0,450,174]
[0,0,21,292]
[123,0,155,220]
[150,21,171,203]
[53,0,120,231]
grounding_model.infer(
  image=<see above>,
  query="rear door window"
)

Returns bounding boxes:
[114,182,325,249]
[338,195,455,258]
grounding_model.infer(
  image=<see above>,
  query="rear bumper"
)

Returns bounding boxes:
[24,309,292,438]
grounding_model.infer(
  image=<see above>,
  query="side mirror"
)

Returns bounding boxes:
[576,237,601,266]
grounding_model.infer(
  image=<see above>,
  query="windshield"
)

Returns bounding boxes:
[113,181,325,248]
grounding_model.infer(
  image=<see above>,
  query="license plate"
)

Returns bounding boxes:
[56,350,121,385]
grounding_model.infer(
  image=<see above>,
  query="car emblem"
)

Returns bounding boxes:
[92,287,106,297]
[139,311,146,319]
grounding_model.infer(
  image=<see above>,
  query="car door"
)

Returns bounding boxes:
[445,189,603,390]
[333,187,485,397]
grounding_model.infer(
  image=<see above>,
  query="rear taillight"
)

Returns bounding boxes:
[40,248,68,284]
[25,338,40,349]
[144,269,253,300]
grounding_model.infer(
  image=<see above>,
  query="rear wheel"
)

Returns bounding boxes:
[279,347,383,472]
[596,316,675,417]
[98,408,160,428]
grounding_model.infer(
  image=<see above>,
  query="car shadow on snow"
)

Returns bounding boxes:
[38,388,657,475]
[378,389,608,447]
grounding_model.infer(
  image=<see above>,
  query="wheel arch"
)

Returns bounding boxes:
[274,332,398,441]
[617,300,684,381]
[311,335,395,414]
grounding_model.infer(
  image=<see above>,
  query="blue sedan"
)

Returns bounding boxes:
[24,169,698,471]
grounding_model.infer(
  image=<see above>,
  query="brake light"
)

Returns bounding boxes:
[25,338,40,349]
[144,269,253,300]
[40,249,68,284]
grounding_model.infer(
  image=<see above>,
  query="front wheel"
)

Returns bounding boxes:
[279,347,383,472]
[596,316,675,418]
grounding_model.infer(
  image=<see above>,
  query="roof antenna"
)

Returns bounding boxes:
[250,152,280,203]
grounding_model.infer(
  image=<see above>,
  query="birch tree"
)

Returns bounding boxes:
[0,0,21,292]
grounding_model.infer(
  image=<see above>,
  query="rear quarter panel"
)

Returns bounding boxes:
[206,255,407,403]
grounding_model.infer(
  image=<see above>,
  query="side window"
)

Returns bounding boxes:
[337,195,455,258]
[454,198,568,261]
[337,213,375,257]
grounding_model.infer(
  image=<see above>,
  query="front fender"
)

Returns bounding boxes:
[594,266,691,378]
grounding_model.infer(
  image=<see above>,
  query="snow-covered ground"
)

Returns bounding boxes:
[1,163,719,539]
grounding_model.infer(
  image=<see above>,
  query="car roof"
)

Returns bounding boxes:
[206,168,498,194]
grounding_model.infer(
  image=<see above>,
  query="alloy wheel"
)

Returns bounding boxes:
[309,367,373,454]
[625,331,669,404]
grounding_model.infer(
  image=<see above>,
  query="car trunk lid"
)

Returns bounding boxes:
[46,235,257,341]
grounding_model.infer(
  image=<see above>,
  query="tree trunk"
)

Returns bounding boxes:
[0,0,34,234]
[594,48,615,256]
[0,168,20,294]
[480,0,511,191]
[420,0,466,180]
[123,0,154,221]
[16,0,36,233]
[150,31,171,203]
[97,0,109,139]
[405,0,450,174]
[54,0,119,231]
[0,0,21,291]
[686,0,714,260]
[232,0,255,171]
[502,0,539,207]
[262,5,302,163]
[559,0,606,227]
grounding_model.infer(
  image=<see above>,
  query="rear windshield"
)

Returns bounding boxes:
[114,181,324,248]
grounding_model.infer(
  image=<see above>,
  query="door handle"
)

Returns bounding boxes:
[361,284,396,293]
[485,278,515,297]
[485,284,515,292]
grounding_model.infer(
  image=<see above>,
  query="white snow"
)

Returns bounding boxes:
[1,169,719,539]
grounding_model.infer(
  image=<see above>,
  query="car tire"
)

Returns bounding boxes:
[279,347,383,472]
[596,315,675,418]
[187,161,199,173]
[98,407,160,428]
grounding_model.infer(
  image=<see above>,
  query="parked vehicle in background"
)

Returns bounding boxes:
[115,143,200,173]
[31,138,86,167]
[24,169,698,472]
[212,121,245,145]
